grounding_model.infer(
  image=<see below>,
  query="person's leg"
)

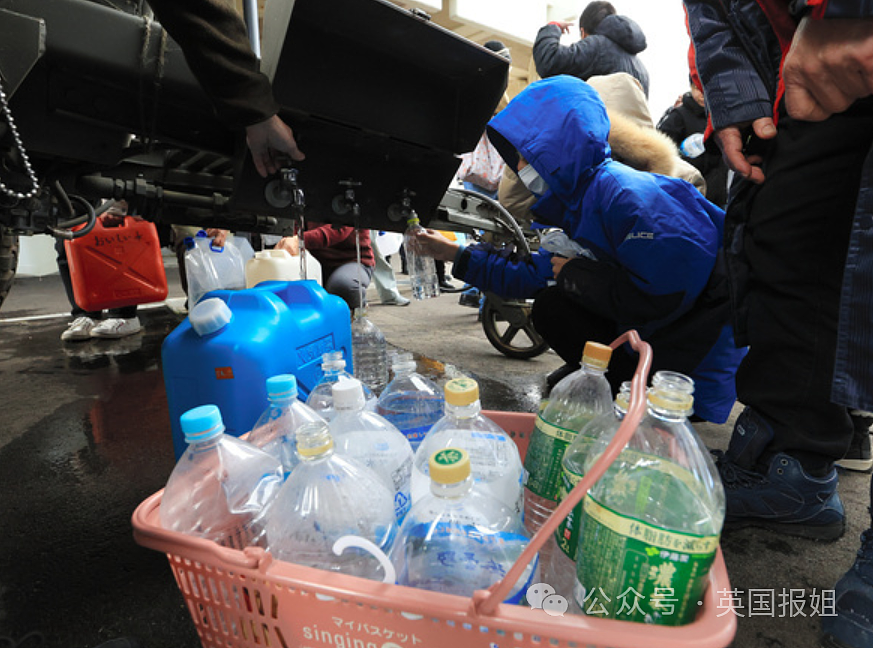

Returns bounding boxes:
[323,262,373,312]
[532,286,637,393]
[369,230,409,306]
[717,101,873,539]
[820,475,873,648]
[92,305,141,338]
[56,238,101,341]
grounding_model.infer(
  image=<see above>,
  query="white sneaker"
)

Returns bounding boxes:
[61,316,97,341]
[90,317,142,339]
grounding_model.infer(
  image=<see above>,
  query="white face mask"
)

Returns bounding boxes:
[518,164,549,196]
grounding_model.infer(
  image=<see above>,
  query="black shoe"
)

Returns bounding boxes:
[837,414,873,473]
[715,407,846,541]
[439,279,462,293]
[545,363,581,392]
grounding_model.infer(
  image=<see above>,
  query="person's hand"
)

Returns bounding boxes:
[713,118,776,185]
[551,255,570,278]
[549,20,573,34]
[783,17,873,122]
[410,229,460,262]
[246,114,305,178]
[205,228,229,248]
[275,235,300,256]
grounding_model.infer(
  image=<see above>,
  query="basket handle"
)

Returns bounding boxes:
[472,329,652,617]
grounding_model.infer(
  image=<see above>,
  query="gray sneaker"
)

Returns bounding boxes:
[61,316,97,341]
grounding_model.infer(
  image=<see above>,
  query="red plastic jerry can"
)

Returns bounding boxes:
[65,215,168,312]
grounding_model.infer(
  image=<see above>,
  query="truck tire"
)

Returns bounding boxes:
[0,224,19,311]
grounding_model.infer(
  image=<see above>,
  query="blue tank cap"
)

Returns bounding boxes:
[184,236,195,250]
[266,374,298,401]
[189,298,233,337]
[180,404,225,443]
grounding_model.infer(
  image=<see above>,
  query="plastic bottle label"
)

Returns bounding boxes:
[575,495,719,626]
[554,468,583,560]
[403,522,536,604]
[523,414,580,501]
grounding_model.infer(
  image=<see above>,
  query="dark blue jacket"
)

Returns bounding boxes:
[452,76,744,422]
[533,16,650,97]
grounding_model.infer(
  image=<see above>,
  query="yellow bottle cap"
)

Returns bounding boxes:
[444,377,479,406]
[429,448,471,485]
[582,341,612,370]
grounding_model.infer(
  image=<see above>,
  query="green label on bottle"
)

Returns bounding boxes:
[522,414,579,500]
[555,468,583,559]
[576,496,718,626]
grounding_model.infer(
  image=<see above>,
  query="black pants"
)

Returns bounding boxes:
[728,100,873,464]
[531,286,711,396]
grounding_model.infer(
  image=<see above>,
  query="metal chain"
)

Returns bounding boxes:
[0,77,39,200]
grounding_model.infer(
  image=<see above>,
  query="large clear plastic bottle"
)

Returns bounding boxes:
[412,377,524,517]
[305,350,376,421]
[329,378,414,522]
[545,381,631,606]
[523,341,613,535]
[376,352,444,452]
[351,307,389,395]
[404,216,439,300]
[159,404,284,549]
[574,371,726,626]
[392,447,538,603]
[247,374,326,477]
[265,421,397,580]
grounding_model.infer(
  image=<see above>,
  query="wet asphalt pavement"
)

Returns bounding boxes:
[0,250,870,648]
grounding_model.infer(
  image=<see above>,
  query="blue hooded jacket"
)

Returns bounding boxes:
[452,76,744,422]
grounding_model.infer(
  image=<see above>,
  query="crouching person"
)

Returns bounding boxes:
[413,75,745,423]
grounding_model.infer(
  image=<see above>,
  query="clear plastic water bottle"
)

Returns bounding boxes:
[404,216,439,300]
[247,374,326,478]
[159,404,284,549]
[680,132,706,159]
[265,421,397,580]
[351,307,389,395]
[545,381,631,607]
[305,350,376,421]
[329,378,414,522]
[376,352,444,452]
[574,371,725,625]
[412,377,524,517]
[392,447,537,603]
[523,341,613,535]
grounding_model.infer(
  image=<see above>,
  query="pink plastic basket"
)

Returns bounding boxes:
[132,331,737,648]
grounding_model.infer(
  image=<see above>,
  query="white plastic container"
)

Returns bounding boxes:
[329,378,414,522]
[184,232,248,305]
[265,420,397,581]
[245,248,322,287]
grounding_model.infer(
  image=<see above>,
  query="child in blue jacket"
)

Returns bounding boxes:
[415,75,744,423]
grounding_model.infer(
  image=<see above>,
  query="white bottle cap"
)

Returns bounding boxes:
[189,298,233,337]
[332,377,366,411]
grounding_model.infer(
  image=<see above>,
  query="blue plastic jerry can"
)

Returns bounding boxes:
[161,280,351,459]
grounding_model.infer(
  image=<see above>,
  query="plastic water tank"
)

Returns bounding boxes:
[161,280,352,459]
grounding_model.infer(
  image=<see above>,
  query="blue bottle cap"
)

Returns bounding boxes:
[266,374,298,401]
[180,404,225,443]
